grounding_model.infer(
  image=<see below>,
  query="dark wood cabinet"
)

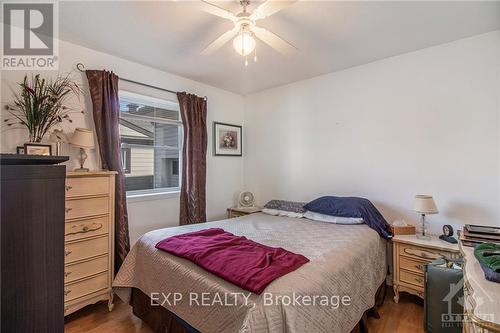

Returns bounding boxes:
[1,155,68,333]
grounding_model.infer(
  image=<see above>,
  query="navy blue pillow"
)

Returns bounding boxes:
[304,196,393,239]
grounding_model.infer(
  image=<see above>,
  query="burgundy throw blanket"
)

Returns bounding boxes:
[155,228,309,294]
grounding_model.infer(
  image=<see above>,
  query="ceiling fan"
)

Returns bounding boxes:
[200,0,298,65]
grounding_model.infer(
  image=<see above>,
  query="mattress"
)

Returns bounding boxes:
[113,213,387,333]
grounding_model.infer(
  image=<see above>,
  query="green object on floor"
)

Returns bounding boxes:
[474,243,500,273]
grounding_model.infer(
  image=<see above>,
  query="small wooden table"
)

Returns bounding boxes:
[227,207,262,219]
[392,235,460,303]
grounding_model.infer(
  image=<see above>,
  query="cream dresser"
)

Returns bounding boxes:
[392,235,460,302]
[461,242,500,333]
[64,171,116,315]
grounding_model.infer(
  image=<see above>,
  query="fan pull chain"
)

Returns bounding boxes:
[245,56,249,66]
[254,46,258,62]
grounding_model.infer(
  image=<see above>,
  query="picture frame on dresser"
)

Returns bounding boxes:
[64,171,116,315]
[24,143,52,156]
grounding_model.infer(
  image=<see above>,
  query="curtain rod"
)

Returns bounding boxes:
[76,63,207,100]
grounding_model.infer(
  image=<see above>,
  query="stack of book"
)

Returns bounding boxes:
[460,224,500,247]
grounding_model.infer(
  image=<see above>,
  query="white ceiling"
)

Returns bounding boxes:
[59,1,500,95]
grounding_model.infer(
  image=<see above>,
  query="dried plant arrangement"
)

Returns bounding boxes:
[3,73,83,143]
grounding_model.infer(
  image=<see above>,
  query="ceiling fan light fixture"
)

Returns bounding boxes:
[233,31,256,56]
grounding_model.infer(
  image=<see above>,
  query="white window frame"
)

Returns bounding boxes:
[119,91,183,199]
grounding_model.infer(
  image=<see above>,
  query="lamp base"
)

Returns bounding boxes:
[75,148,89,172]
[416,233,431,240]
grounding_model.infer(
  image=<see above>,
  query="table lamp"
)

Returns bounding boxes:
[414,195,438,240]
[70,128,95,172]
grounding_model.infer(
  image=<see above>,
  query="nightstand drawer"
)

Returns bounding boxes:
[400,269,425,288]
[400,256,426,275]
[399,243,443,261]
[227,207,262,219]
[229,211,245,218]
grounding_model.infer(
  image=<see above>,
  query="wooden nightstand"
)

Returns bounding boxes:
[392,235,460,303]
[227,207,262,218]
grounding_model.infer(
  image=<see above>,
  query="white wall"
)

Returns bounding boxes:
[2,31,498,244]
[243,31,500,234]
[1,39,245,244]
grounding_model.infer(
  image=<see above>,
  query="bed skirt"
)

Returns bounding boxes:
[129,282,386,333]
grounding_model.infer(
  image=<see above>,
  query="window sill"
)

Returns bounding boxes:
[126,190,180,203]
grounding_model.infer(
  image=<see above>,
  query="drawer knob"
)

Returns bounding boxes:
[64,250,72,257]
[65,207,73,213]
[65,185,73,191]
[415,264,424,271]
[415,277,423,283]
[64,271,72,277]
[64,289,71,296]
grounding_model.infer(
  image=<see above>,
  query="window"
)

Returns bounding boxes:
[119,91,182,195]
[171,160,179,176]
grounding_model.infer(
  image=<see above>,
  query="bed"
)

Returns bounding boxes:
[113,213,387,333]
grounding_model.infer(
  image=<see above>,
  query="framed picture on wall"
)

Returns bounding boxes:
[213,122,242,156]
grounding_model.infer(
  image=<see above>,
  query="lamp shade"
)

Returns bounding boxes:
[414,195,438,214]
[70,128,95,149]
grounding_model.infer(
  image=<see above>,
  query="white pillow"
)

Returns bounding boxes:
[262,208,305,218]
[304,211,364,224]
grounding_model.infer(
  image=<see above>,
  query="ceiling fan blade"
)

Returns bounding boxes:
[199,0,237,21]
[201,27,239,55]
[252,26,297,55]
[250,0,297,21]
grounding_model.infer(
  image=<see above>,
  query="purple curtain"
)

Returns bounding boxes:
[177,92,207,225]
[86,70,130,273]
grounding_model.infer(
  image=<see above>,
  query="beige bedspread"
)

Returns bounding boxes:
[114,213,387,333]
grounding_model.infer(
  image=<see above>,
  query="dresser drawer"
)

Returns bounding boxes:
[66,176,109,198]
[399,243,443,262]
[400,256,426,275]
[65,236,108,264]
[64,255,108,283]
[400,269,425,288]
[64,272,108,302]
[66,197,109,220]
[65,216,109,242]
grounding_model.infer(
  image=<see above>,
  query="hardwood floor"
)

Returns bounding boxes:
[366,290,424,333]
[65,288,424,333]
